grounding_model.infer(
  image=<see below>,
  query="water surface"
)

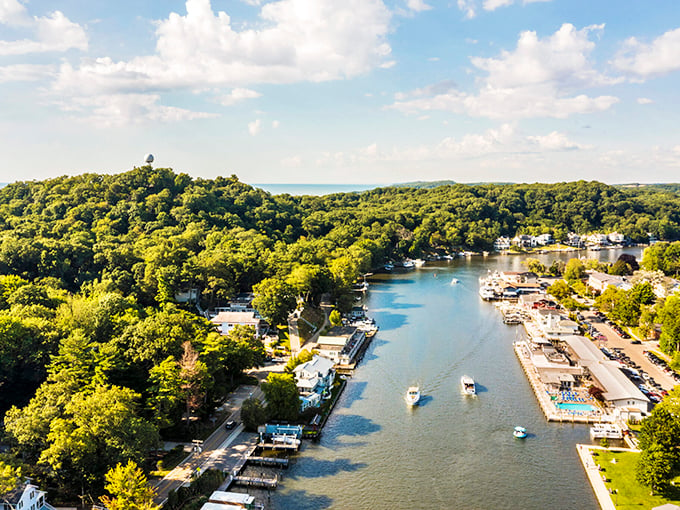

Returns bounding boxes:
[271,248,642,509]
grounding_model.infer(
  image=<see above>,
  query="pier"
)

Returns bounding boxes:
[232,475,278,489]
[247,456,289,468]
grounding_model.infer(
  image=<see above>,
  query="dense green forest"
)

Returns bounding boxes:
[2,168,680,501]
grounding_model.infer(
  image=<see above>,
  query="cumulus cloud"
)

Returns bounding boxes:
[458,0,552,16]
[637,97,653,105]
[248,119,262,136]
[272,120,280,128]
[53,0,392,95]
[0,64,55,83]
[58,93,217,127]
[281,155,302,167]
[310,125,589,167]
[218,88,262,106]
[613,27,680,79]
[0,1,87,55]
[406,0,432,12]
[527,131,592,150]
[390,24,620,119]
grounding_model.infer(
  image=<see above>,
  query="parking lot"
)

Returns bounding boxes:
[582,311,678,396]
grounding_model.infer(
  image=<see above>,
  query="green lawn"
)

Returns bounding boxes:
[595,449,680,508]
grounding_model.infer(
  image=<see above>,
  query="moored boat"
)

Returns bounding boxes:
[405,386,421,406]
[513,426,527,438]
[461,375,476,395]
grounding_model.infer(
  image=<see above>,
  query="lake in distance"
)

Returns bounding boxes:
[269,248,643,510]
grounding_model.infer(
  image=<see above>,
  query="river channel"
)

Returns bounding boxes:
[269,248,643,510]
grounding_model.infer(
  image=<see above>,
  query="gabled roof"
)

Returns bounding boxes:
[293,355,335,377]
[2,483,29,505]
[210,311,260,324]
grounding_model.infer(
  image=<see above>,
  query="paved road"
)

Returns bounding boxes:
[584,311,677,391]
[153,384,264,504]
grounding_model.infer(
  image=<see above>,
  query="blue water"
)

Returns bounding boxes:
[555,403,597,412]
[251,183,382,196]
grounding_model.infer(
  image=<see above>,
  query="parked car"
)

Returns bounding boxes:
[630,339,641,345]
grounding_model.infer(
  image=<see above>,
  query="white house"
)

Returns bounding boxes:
[494,236,511,251]
[293,355,336,396]
[210,311,263,337]
[608,232,625,244]
[535,233,553,246]
[587,271,632,293]
[1,482,54,510]
[566,232,582,247]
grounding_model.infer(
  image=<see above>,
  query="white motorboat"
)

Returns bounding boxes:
[405,386,421,406]
[450,278,459,285]
[479,285,496,300]
[402,259,415,269]
[461,375,476,395]
[513,426,527,439]
[384,263,394,271]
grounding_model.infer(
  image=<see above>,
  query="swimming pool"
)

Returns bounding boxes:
[555,402,596,412]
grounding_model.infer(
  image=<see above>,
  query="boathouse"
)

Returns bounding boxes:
[316,326,366,365]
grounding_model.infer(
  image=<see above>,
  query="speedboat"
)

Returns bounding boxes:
[461,375,476,395]
[384,263,394,271]
[402,259,415,269]
[513,426,527,439]
[405,386,421,406]
[450,278,459,285]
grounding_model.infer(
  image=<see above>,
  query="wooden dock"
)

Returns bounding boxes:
[233,475,278,489]
[247,456,289,468]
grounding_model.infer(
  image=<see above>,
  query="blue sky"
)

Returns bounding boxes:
[1,0,679,185]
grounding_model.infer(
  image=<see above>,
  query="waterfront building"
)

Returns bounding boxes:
[202,491,258,510]
[566,232,583,247]
[532,309,579,339]
[316,326,366,366]
[562,335,649,413]
[494,236,511,251]
[293,355,336,411]
[535,233,553,246]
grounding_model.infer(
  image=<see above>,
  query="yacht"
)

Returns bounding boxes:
[479,285,496,300]
[513,426,527,439]
[405,386,421,406]
[461,375,476,395]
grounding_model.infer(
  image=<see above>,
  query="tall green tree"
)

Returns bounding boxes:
[260,373,299,422]
[99,460,159,510]
[252,277,296,326]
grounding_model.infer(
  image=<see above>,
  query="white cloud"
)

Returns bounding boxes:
[272,120,280,128]
[460,0,553,16]
[54,0,392,95]
[248,118,262,135]
[58,93,217,127]
[457,0,476,19]
[613,27,680,79]
[312,125,589,167]
[218,88,262,106]
[406,0,432,12]
[428,57,440,62]
[637,97,653,105]
[0,64,54,83]
[0,1,87,55]
[390,24,620,120]
[527,131,591,150]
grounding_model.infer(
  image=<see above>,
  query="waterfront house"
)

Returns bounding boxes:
[532,309,579,339]
[586,233,610,247]
[499,271,538,284]
[566,232,583,247]
[535,233,553,246]
[587,271,632,293]
[210,311,264,337]
[293,355,335,395]
[608,232,626,245]
[316,326,366,366]
[1,481,54,510]
[493,236,511,251]
[511,234,535,249]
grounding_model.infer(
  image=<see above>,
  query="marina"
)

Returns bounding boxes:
[267,251,648,509]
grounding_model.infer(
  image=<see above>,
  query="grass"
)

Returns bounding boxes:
[595,449,680,508]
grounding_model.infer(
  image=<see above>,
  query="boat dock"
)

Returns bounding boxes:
[247,456,289,468]
[232,475,278,489]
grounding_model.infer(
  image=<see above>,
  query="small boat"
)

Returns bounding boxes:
[450,278,459,285]
[402,259,415,269]
[405,386,421,406]
[513,426,527,439]
[461,375,476,395]
[384,263,394,271]
[479,285,496,300]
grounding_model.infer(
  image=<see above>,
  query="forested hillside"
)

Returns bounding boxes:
[1,167,680,500]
